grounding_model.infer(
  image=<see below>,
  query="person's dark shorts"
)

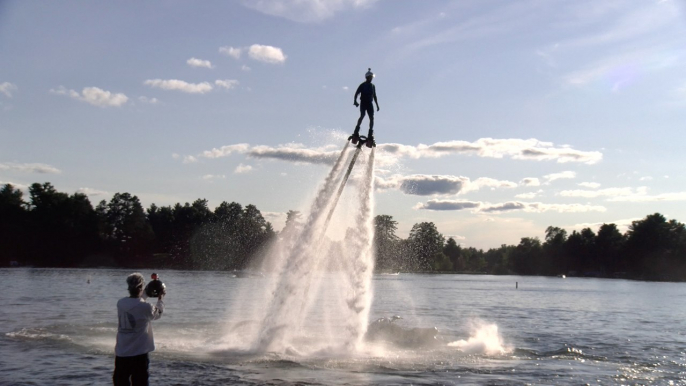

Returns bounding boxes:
[113,353,149,386]
[360,103,374,119]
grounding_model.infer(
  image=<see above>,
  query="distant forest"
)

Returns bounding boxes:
[2,182,686,281]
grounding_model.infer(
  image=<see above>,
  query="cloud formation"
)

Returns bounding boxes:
[376,174,517,196]
[187,57,214,69]
[248,44,287,64]
[201,174,226,180]
[219,46,242,59]
[50,86,128,107]
[544,171,576,183]
[415,199,606,213]
[138,96,159,104]
[559,186,646,198]
[144,79,213,94]
[215,79,239,90]
[0,162,61,174]
[0,82,17,98]
[241,0,378,23]
[76,187,109,196]
[378,138,602,164]
[234,164,253,174]
[188,137,602,170]
[519,177,541,186]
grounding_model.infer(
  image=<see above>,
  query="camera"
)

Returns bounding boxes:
[145,273,166,298]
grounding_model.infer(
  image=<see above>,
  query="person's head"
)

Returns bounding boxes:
[126,272,145,297]
[365,68,374,82]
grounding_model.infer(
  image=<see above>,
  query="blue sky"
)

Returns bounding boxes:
[1,0,686,249]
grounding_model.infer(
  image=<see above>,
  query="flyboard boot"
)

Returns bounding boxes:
[366,130,376,148]
[348,127,361,144]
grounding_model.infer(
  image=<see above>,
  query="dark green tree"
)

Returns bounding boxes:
[98,192,154,265]
[0,184,28,265]
[544,226,568,275]
[510,237,542,275]
[408,222,445,271]
[443,237,462,271]
[373,215,400,271]
[595,223,625,274]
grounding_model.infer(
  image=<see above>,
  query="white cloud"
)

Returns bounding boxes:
[76,187,109,197]
[0,181,28,190]
[415,199,606,213]
[515,190,543,199]
[376,174,516,196]
[639,176,653,181]
[608,191,686,202]
[187,57,214,69]
[378,138,602,164]
[144,79,213,94]
[215,79,240,90]
[173,153,198,164]
[138,96,159,104]
[241,65,251,71]
[578,182,601,188]
[519,177,541,187]
[0,162,61,174]
[543,171,576,183]
[248,44,287,64]
[50,86,128,107]
[559,186,647,198]
[219,46,242,59]
[200,144,251,159]
[201,174,226,180]
[249,145,338,164]
[234,164,253,174]
[415,200,481,211]
[241,0,378,23]
[188,137,602,171]
[0,82,17,98]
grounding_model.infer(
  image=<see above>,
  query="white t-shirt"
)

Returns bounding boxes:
[115,296,164,357]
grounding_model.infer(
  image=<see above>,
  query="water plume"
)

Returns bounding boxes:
[222,142,376,356]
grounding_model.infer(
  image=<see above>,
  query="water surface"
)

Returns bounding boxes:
[2,268,685,385]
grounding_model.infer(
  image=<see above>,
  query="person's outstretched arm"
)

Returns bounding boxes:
[354,85,361,107]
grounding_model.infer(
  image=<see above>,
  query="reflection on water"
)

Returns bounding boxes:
[2,268,686,385]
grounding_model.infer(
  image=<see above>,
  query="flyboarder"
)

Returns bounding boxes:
[350,68,379,148]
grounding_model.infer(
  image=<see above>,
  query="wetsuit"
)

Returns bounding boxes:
[354,81,377,137]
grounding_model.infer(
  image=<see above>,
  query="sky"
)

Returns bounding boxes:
[1,0,686,249]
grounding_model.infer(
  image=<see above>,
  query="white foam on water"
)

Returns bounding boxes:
[447,320,510,355]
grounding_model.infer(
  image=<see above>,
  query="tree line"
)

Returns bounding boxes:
[0,183,273,270]
[373,213,686,281]
[2,182,686,281]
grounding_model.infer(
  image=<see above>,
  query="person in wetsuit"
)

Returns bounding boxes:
[351,68,379,147]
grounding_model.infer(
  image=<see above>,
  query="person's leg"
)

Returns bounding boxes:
[356,105,366,131]
[130,353,150,386]
[113,356,132,386]
[366,105,375,137]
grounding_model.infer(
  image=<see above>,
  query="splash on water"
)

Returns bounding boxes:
[448,320,510,355]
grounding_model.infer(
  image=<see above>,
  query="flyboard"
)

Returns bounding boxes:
[321,135,376,232]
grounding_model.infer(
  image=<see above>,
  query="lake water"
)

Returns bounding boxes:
[1,268,685,385]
